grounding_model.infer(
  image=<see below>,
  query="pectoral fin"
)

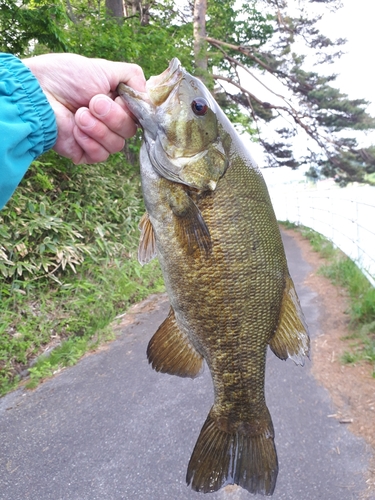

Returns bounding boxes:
[269,275,310,365]
[147,308,203,378]
[138,212,157,265]
[167,187,211,256]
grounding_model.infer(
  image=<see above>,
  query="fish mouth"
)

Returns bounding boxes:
[117,58,183,109]
[117,58,184,132]
[117,83,155,135]
[146,58,184,106]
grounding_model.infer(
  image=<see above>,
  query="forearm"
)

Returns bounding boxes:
[0,53,57,209]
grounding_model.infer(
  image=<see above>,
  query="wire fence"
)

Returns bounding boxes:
[267,182,375,287]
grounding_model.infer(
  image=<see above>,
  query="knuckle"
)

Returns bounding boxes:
[128,63,144,78]
[92,123,107,140]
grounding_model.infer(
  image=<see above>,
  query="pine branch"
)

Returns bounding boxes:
[206,36,282,76]
[212,74,327,152]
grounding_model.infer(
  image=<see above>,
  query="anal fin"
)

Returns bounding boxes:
[147,308,203,378]
[138,212,157,265]
[269,275,310,365]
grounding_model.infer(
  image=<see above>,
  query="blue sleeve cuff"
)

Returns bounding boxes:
[0,53,58,209]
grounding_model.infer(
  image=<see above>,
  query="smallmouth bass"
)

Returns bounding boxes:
[118,58,309,496]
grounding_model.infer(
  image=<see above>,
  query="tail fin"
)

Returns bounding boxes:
[186,410,278,496]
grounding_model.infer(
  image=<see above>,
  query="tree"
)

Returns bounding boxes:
[106,0,123,18]
[0,0,68,55]
[193,0,207,82]
[189,0,375,185]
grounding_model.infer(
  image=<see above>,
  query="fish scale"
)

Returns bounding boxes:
[118,58,309,496]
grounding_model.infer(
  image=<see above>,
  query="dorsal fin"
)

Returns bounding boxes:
[147,308,204,378]
[269,275,310,365]
[138,212,157,265]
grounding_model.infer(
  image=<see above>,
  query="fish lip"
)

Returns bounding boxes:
[146,58,184,105]
[117,83,152,115]
[147,57,182,90]
[117,84,151,103]
[117,83,157,136]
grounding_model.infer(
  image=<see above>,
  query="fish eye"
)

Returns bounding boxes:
[191,97,209,116]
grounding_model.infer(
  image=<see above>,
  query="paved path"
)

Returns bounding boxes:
[0,230,372,500]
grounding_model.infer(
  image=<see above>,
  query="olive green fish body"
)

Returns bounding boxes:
[118,59,309,496]
[142,144,283,494]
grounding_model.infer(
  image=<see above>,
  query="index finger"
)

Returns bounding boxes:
[109,62,146,93]
[123,64,147,93]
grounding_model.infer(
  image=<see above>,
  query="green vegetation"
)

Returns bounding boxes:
[284,223,375,377]
[0,152,164,396]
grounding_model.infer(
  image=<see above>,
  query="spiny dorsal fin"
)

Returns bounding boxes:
[147,308,203,378]
[138,212,157,265]
[269,275,310,365]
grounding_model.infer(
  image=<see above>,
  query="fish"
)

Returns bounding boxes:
[117,58,309,496]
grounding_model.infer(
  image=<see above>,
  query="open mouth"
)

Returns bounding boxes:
[146,58,184,106]
[117,58,183,110]
[117,58,185,136]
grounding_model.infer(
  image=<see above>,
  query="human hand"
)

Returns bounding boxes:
[22,53,146,164]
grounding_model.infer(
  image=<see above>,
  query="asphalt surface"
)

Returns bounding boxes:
[0,230,373,500]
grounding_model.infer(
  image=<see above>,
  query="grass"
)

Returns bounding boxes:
[0,256,164,394]
[281,222,375,377]
[0,150,164,396]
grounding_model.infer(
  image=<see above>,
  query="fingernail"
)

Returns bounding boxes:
[79,109,96,128]
[93,97,111,117]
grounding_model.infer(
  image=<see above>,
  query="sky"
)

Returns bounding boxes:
[317,0,375,114]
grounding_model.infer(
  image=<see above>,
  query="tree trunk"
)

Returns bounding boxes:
[124,0,150,25]
[106,0,124,18]
[124,0,137,15]
[193,0,207,83]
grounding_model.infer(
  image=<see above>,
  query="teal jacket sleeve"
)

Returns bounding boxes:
[0,53,58,209]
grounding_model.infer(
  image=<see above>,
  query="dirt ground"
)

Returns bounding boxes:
[284,228,375,496]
